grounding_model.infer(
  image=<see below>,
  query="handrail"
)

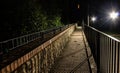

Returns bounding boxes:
[84,25,120,73]
[86,25,120,42]
[0,24,72,55]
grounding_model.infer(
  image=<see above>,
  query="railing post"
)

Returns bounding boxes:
[26,35,28,43]
[0,43,2,61]
[60,26,62,32]
[12,39,14,50]
[2,43,8,54]
[97,33,100,73]
[118,43,120,73]
[41,31,44,41]
[0,25,74,57]
[84,25,120,73]
[53,29,56,35]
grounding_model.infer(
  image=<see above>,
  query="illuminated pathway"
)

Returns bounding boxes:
[50,27,97,73]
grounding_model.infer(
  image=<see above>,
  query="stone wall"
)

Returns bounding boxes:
[0,25,75,73]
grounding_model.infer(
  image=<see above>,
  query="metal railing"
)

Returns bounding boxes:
[0,24,72,55]
[84,25,120,73]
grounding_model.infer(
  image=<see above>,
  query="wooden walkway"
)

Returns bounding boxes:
[50,27,97,73]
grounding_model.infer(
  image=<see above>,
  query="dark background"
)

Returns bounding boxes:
[0,0,89,41]
[0,0,120,41]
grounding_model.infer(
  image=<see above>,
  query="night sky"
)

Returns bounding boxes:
[0,0,120,41]
[1,0,119,24]
[88,0,120,31]
[62,0,120,23]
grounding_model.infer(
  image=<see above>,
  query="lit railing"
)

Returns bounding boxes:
[0,24,72,55]
[84,25,120,73]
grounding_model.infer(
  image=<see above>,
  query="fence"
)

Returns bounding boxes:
[0,24,72,55]
[84,25,120,73]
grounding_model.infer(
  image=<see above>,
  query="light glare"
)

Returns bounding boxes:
[91,17,96,22]
[78,4,80,9]
[109,11,119,20]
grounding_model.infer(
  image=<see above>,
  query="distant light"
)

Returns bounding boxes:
[91,16,96,22]
[78,4,80,9]
[109,11,119,20]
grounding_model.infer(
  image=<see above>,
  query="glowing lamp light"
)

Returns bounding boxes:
[78,4,80,9]
[91,16,96,22]
[109,11,119,20]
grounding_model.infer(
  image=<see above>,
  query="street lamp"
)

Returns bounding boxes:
[109,11,119,20]
[77,4,80,9]
[91,16,97,22]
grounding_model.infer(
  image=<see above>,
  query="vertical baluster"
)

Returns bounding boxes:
[114,41,117,73]
[20,37,22,45]
[33,34,34,41]
[35,33,36,40]
[110,38,112,73]
[103,35,105,72]
[39,32,41,38]
[118,43,120,73]
[0,43,2,55]
[97,32,100,73]
[99,34,101,72]
[107,38,110,73]
[31,34,33,41]
[26,35,28,43]
[53,28,55,35]
[36,33,38,39]
[113,41,116,73]
[100,34,103,73]
[24,36,25,44]
[109,39,113,73]
[115,42,118,73]
[12,39,14,50]
[106,37,109,73]
[16,38,18,46]
[104,36,108,73]
[106,37,108,73]
[30,34,32,41]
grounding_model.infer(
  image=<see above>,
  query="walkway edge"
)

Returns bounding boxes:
[82,29,97,73]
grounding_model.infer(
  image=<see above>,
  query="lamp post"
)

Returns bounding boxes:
[87,16,97,26]
[87,15,90,26]
[87,4,90,26]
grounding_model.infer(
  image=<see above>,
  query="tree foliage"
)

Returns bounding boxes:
[1,0,63,41]
[19,0,63,35]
